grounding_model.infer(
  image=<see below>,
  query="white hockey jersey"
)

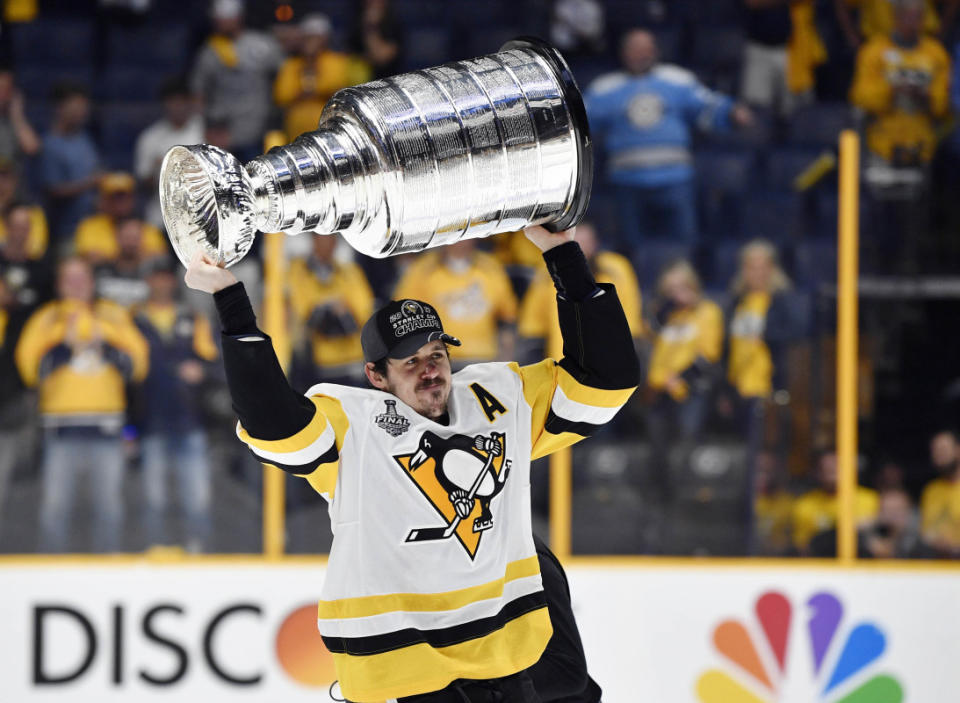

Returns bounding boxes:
[236,358,634,702]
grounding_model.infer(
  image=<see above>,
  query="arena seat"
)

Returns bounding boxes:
[97,66,168,102]
[787,102,855,149]
[583,193,620,245]
[401,26,452,71]
[740,190,803,244]
[97,101,162,170]
[779,289,813,336]
[571,489,649,554]
[570,57,620,93]
[606,0,679,28]
[17,65,96,101]
[24,100,51,134]
[105,24,191,71]
[393,0,451,25]
[677,443,749,504]
[679,0,742,24]
[465,26,523,59]
[696,148,755,195]
[823,187,877,239]
[696,148,756,239]
[791,239,838,289]
[699,107,773,152]
[707,239,744,287]
[10,19,96,67]
[632,242,694,291]
[764,146,825,193]
[690,24,744,92]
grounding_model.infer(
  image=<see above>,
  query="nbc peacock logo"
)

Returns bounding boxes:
[696,590,904,703]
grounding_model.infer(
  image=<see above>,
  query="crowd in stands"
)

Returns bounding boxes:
[0,0,958,557]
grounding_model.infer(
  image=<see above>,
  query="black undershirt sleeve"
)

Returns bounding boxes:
[543,242,640,391]
[213,282,315,441]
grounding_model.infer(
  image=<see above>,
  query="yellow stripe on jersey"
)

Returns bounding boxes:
[237,395,349,477]
[529,429,592,459]
[557,366,635,408]
[302,394,351,499]
[508,360,636,460]
[332,607,552,703]
[237,396,333,454]
[317,555,540,620]
[303,458,338,498]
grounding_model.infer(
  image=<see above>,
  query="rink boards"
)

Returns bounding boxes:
[0,560,957,702]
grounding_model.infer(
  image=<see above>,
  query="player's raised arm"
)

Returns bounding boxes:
[514,226,640,460]
[185,254,339,476]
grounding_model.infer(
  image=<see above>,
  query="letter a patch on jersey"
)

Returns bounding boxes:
[394,431,511,559]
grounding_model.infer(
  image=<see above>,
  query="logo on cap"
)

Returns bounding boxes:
[401,300,423,317]
[391,301,441,339]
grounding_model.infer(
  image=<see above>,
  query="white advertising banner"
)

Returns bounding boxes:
[0,563,957,702]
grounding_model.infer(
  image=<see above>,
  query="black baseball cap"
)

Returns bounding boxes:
[361,299,461,363]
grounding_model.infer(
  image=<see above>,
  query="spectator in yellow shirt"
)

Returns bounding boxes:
[288,235,374,387]
[753,450,795,555]
[850,0,951,271]
[646,260,723,491]
[849,0,951,166]
[394,239,518,367]
[133,258,219,552]
[835,0,958,48]
[73,172,168,263]
[273,13,362,141]
[348,0,403,81]
[492,229,545,297]
[15,257,148,552]
[518,222,643,361]
[0,202,52,311]
[920,430,960,555]
[725,240,797,465]
[93,218,160,309]
[0,160,46,260]
[0,275,32,542]
[792,450,879,553]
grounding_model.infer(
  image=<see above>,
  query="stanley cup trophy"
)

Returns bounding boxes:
[160,37,592,266]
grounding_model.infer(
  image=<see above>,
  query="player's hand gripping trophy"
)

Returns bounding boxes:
[159,38,592,266]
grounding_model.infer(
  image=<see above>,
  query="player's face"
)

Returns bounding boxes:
[385,341,452,420]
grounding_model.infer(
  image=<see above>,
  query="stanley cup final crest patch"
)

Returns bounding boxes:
[375,399,410,437]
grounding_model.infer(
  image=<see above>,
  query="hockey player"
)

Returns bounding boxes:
[184,225,639,702]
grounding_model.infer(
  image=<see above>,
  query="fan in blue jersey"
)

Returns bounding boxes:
[586,29,754,247]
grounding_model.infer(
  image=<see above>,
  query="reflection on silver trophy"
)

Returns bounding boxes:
[159,37,592,267]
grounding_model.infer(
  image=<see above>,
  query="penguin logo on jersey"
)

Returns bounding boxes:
[394,431,511,559]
